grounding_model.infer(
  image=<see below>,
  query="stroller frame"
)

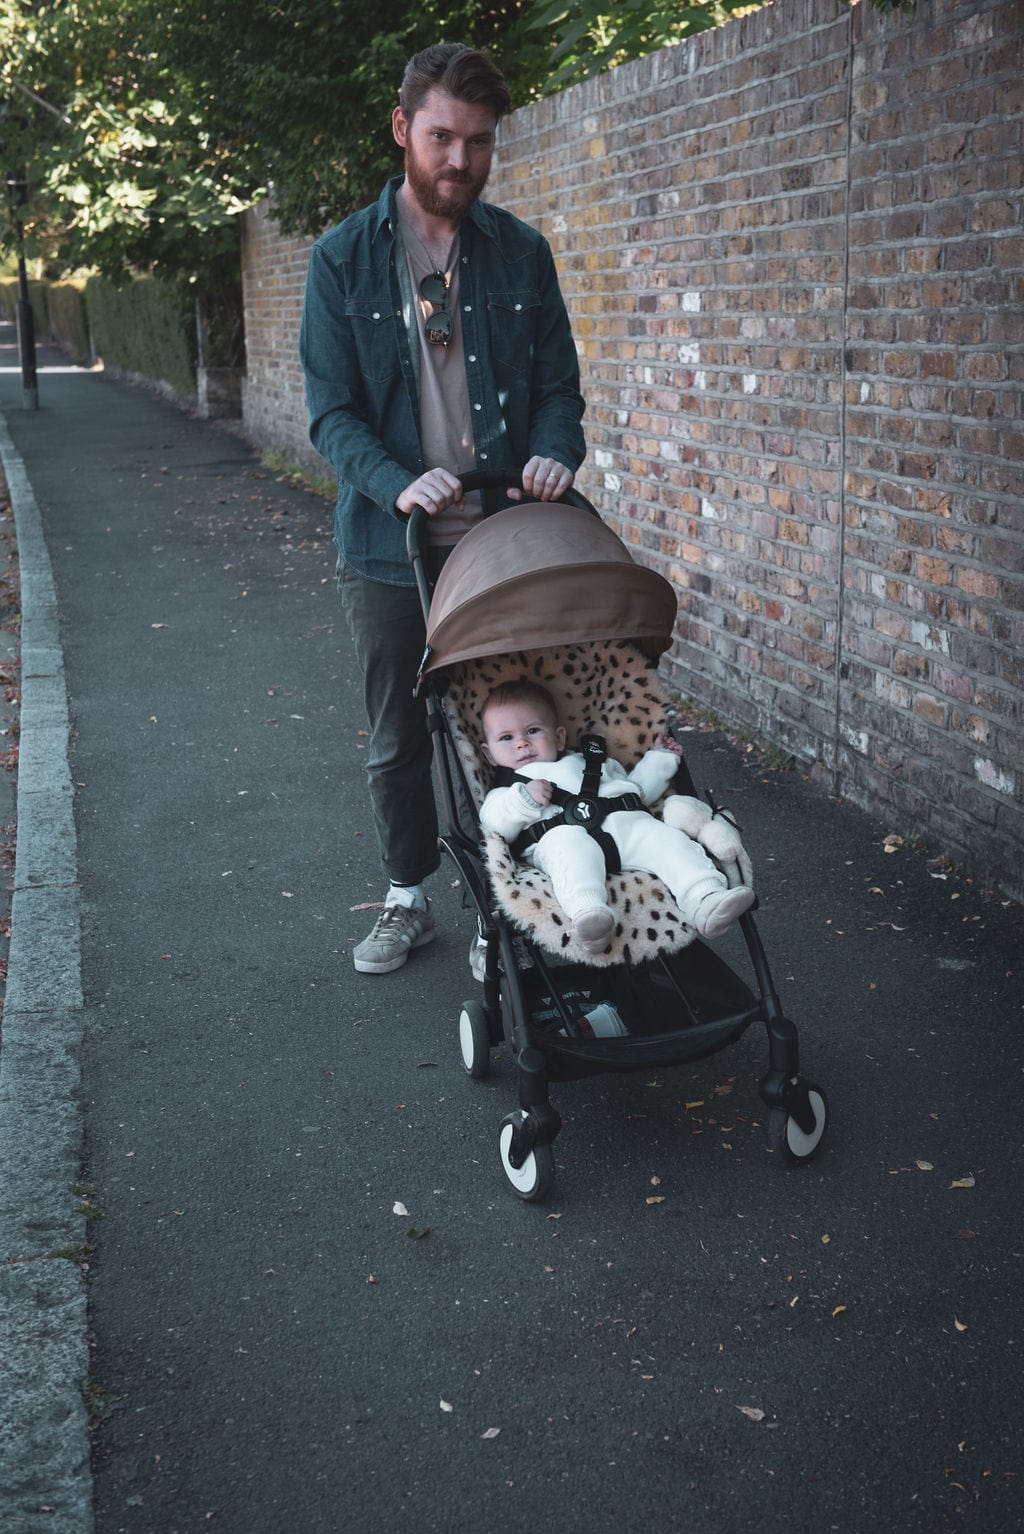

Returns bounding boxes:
[409,473,827,1200]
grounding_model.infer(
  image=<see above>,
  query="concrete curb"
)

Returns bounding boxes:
[0,412,93,1532]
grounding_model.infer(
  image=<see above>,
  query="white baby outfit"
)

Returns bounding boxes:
[479,747,733,935]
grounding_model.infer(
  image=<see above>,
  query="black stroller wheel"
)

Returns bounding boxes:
[498,1112,556,1202]
[458,1000,491,1079]
[767,1081,828,1164]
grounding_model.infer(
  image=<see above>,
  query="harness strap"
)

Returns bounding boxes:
[492,735,647,870]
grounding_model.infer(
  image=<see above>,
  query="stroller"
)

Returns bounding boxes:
[409,472,828,1201]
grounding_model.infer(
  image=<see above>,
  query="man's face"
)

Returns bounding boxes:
[392,87,497,220]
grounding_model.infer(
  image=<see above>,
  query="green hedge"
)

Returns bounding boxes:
[85,275,196,397]
[1,273,197,395]
[0,277,48,337]
[47,280,91,364]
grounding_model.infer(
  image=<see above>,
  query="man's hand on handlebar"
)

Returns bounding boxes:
[507,457,575,503]
[396,468,464,517]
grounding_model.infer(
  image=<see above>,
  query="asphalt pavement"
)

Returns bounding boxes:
[1,324,1022,1534]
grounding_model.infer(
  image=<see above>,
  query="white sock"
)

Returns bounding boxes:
[386,883,427,911]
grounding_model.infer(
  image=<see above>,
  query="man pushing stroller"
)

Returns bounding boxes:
[479,680,755,955]
[300,42,585,975]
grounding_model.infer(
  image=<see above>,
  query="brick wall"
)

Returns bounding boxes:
[239,204,317,465]
[840,0,1023,888]
[239,0,1024,897]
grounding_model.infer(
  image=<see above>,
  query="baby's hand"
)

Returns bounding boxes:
[653,732,683,757]
[526,779,554,806]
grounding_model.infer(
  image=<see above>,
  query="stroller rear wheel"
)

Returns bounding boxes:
[498,1112,556,1202]
[767,1080,828,1164]
[459,1000,491,1079]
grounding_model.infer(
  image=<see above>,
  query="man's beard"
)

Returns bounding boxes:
[404,147,489,220]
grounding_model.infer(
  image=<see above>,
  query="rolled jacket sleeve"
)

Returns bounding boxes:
[300,241,415,519]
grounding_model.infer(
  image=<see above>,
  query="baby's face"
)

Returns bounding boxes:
[482,700,565,770]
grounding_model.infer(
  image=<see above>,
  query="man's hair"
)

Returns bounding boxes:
[399,42,511,122]
[482,678,559,729]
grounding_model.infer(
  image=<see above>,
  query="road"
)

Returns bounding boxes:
[1,336,1021,1533]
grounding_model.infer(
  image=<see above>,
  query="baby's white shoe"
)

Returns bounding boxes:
[693,885,755,940]
[573,906,616,953]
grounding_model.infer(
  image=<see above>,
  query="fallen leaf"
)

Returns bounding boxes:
[440,1400,454,1413]
[407,1227,430,1240]
[650,1175,661,1186]
[915,1160,934,1171]
[950,1175,976,1189]
[954,1317,968,1332]
[832,1305,847,1318]
[367,1274,379,1284]
[821,1234,831,1244]
[393,1201,409,1216]
[737,1406,765,1422]
[481,1427,501,1440]
[646,1196,665,1205]
[685,1100,705,1110]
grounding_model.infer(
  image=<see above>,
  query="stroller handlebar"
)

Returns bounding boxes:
[405,471,598,567]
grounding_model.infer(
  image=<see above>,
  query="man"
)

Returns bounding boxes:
[300,42,586,975]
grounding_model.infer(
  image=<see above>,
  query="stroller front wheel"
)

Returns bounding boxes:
[498,1112,556,1202]
[767,1080,828,1164]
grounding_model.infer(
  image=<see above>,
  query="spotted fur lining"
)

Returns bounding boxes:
[440,640,697,966]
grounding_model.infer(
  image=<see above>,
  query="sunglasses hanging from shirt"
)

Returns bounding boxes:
[419,270,452,347]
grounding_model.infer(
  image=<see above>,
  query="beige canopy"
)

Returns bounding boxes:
[422,502,678,676]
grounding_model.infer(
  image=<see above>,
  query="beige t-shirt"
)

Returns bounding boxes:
[398,215,481,545]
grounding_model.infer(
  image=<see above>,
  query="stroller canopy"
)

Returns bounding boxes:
[423,502,678,675]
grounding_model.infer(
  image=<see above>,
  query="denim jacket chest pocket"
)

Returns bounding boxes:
[344,298,402,384]
[486,289,541,376]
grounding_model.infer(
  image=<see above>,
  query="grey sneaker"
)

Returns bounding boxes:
[353,900,435,974]
[469,934,488,983]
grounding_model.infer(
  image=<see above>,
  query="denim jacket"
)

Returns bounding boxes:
[300,177,587,586]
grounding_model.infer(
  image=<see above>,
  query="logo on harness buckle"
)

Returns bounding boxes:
[569,798,597,824]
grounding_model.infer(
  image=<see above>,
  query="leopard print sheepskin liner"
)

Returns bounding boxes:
[441,639,698,968]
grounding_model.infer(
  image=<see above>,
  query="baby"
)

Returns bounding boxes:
[478,679,755,954]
